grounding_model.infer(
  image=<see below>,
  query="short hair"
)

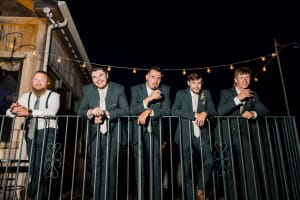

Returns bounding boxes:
[91,65,108,75]
[148,65,163,74]
[234,67,252,78]
[187,72,203,81]
[34,70,48,78]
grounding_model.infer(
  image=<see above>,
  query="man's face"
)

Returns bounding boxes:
[187,78,203,94]
[91,69,108,89]
[32,72,48,94]
[146,69,162,90]
[234,73,251,90]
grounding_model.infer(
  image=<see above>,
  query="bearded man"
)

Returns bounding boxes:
[6,70,60,200]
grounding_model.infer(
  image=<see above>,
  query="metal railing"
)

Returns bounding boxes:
[0,115,299,200]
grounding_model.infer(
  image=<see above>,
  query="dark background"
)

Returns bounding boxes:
[67,1,299,126]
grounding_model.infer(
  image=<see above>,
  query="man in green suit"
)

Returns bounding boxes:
[78,66,129,200]
[129,66,171,200]
[216,66,270,200]
[172,72,217,200]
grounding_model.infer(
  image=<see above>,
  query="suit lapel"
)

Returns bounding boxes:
[139,84,148,101]
[106,84,113,106]
[231,87,238,97]
[92,85,100,107]
[184,89,194,111]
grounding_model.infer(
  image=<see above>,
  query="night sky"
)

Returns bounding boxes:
[67,1,300,124]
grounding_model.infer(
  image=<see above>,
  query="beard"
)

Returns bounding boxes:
[32,88,47,96]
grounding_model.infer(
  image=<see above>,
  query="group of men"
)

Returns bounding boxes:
[6,65,270,200]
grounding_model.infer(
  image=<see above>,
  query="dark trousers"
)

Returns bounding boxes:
[26,128,57,200]
[180,132,214,200]
[88,132,118,200]
[133,131,162,200]
[223,131,264,200]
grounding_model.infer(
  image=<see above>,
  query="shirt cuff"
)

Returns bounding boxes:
[87,109,93,119]
[252,111,257,119]
[234,97,242,105]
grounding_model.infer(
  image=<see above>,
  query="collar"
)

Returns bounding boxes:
[98,84,109,96]
[146,84,154,95]
[189,89,198,97]
[235,87,241,94]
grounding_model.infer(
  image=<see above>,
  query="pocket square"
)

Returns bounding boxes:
[109,104,117,107]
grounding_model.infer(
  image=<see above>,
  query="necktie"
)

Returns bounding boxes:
[99,91,107,134]
[28,96,40,139]
[192,94,200,138]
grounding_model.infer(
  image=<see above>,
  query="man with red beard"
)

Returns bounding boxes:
[6,70,60,200]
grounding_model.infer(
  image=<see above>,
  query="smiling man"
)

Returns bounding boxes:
[217,66,270,200]
[78,65,129,200]
[6,70,60,200]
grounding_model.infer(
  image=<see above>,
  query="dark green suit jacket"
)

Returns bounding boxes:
[217,87,269,118]
[172,88,217,145]
[78,82,129,144]
[216,87,270,149]
[129,83,171,144]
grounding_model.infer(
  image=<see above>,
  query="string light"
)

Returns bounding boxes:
[17,47,296,82]
[206,67,211,74]
[132,68,137,74]
[42,51,277,80]
[43,51,275,74]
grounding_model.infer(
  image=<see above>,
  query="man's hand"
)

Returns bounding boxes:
[194,112,207,126]
[144,90,162,106]
[88,107,106,117]
[12,104,31,117]
[10,102,20,114]
[137,109,152,125]
[94,116,104,124]
[237,88,254,101]
[149,90,162,101]
[241,111,255,119]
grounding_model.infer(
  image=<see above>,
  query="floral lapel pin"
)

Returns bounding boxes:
[199,93,206,104]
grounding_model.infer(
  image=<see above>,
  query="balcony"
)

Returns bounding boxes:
[0,115,299,200]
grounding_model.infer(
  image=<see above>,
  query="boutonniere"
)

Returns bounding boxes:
[199,93,206,104]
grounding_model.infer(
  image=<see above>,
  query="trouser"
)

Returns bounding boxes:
[26,128,58,200]
[88,132,118,200]
[181,132,214,200]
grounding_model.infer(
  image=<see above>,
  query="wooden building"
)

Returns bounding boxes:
[0,1,92,195]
